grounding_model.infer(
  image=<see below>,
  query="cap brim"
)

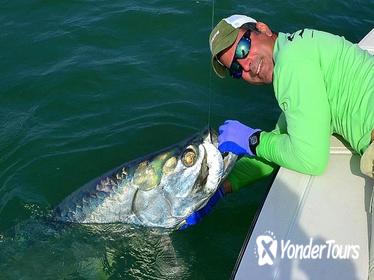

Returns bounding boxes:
[210,28,239,79]
[212,57,227,78]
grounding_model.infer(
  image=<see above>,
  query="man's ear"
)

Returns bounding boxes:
[256,22,273,37]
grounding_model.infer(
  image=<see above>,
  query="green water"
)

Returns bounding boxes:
[0,0,373,279]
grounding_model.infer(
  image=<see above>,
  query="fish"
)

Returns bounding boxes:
[53,127,237,229]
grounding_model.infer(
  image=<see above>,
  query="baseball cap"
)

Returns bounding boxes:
[209,15,257,78]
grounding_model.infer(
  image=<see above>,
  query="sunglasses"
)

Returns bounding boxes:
[229,30,251,79]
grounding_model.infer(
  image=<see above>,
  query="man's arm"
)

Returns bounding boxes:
[257,57,331,175]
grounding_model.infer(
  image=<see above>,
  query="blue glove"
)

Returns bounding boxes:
[179,186,225,230]
[218,120,261,157]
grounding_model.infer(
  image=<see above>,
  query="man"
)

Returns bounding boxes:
[210,15,373,188]
[186,15,373,216]
[206,13,373,277]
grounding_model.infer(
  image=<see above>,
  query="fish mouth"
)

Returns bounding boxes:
[205,127,238,181]
[193,147,209,192]
[192,127,237,194]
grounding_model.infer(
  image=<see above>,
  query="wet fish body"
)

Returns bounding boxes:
[54,128,236,229]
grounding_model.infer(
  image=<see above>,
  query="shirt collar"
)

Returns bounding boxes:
[273,32,288,63]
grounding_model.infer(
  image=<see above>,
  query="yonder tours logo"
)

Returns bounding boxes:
[254,231,360,266]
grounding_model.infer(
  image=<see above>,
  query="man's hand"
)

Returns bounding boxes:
[218,120,261,156]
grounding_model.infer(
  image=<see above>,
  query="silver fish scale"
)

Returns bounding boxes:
[55,173,127,223]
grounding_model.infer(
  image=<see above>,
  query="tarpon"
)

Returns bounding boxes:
[53,127,237,229]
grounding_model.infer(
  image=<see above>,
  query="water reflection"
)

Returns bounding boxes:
[0,220,186,279]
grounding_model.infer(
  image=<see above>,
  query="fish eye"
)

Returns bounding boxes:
[182,145,198,167]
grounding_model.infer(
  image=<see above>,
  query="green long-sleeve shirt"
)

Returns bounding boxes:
[257,29,374,175]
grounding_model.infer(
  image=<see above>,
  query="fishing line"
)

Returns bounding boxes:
[207,0,215,131]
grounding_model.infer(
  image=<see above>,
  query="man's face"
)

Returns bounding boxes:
[218,25,275,85]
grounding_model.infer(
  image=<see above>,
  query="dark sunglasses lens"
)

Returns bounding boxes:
[229,61,242,79]
[235,37,251,59]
